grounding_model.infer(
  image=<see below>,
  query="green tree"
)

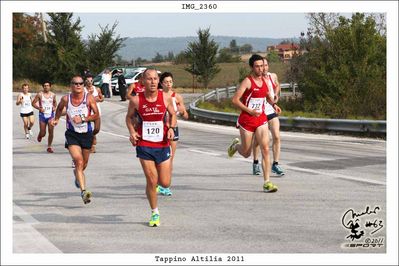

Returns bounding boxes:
[185,28,221,89]
[85,22,126,75]
[166,51,175,61]
[173,51,189,64]
[266,50,280,63]
[13,13,47,81]
[152,52,164,63]
[217,48,241,63]
[239,43,253,54]
[45,13,86,83]
[135,57,147,66]
[289,13,386,119]
[229,39,239,54]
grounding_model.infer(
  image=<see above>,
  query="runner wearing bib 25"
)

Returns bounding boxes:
[126,69,177,227]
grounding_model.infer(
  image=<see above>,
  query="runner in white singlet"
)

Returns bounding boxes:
[16,83,35,139]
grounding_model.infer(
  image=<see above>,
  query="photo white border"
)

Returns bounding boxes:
[1,1,398,265]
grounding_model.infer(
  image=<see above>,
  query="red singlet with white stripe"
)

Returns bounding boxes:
[237,75,269,132]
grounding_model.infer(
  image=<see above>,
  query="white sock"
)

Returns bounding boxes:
[152,208,159,214]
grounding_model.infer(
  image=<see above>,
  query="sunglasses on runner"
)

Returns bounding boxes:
[72,82,84,86]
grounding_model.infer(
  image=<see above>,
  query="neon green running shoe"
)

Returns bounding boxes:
[81,190,92,204]
[227,138,240,157]
[149,212,160,227]
[263,181,278,193]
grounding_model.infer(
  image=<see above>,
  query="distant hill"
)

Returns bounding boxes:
[117,36,298,60]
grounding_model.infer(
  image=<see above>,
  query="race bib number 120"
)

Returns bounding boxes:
[142,121,164,142]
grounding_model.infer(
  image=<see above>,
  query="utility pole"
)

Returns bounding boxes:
[40,13,47,43]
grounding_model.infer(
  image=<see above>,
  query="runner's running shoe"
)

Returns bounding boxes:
[272,164,285,176]
[25,133,30,139]
[37,135,42,142]
[227,138,240,157]
[149,212,160,227]
[29,129,33,136]
[157,185,172,196]
[253,163,261,175]
[263,181,278,193]
[81,190,92,204]
[47,147,54,153]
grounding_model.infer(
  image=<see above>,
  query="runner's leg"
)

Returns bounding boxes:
[140,159,159,210]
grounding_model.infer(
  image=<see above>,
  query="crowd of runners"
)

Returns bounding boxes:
[16,54,285,227]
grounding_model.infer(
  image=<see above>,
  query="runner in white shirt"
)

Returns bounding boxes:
[252,58,285,176]
[157,71,189,196]
[85,74,103,153]
[16,83,35,139]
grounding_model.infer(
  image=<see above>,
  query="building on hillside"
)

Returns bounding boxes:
[266,43,304,62]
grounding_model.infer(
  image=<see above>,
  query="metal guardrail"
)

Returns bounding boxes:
[189,87,386,134]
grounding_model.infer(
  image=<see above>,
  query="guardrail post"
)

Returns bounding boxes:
[216,88,220,102]
[291,82,295,96]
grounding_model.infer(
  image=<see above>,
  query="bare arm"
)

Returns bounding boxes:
[51,95,68,126]
[126,84,135,100]
[16,94,22,105]
[175,93,189,120]
[126,96,140,146]
[52,93,57,112]
[32,93,43,112]
[271,73,281,103]
[165,93,177,140]
[85,94,99,122]
[96,88,104,102]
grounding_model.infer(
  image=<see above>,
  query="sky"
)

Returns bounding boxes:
[74,13,311,39]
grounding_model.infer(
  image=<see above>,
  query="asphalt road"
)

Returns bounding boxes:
[11,94,387,256]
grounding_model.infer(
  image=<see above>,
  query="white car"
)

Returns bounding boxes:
[94,67,160,95]
[110,67,147,95]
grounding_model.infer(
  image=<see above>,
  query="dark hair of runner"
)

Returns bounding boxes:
[160,72,173,83]
[249,54,264,67]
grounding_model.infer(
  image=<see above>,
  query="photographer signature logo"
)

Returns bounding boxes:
[341,206,384,248]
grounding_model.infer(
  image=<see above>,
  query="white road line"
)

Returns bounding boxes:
[99,130,129,139]
[188,149,221,156]
[186,147,386,186]
[13,204,39,224]
[287,165,386,186]
[13,204,62,253]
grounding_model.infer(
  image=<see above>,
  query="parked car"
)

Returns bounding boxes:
[93,66,160,95]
